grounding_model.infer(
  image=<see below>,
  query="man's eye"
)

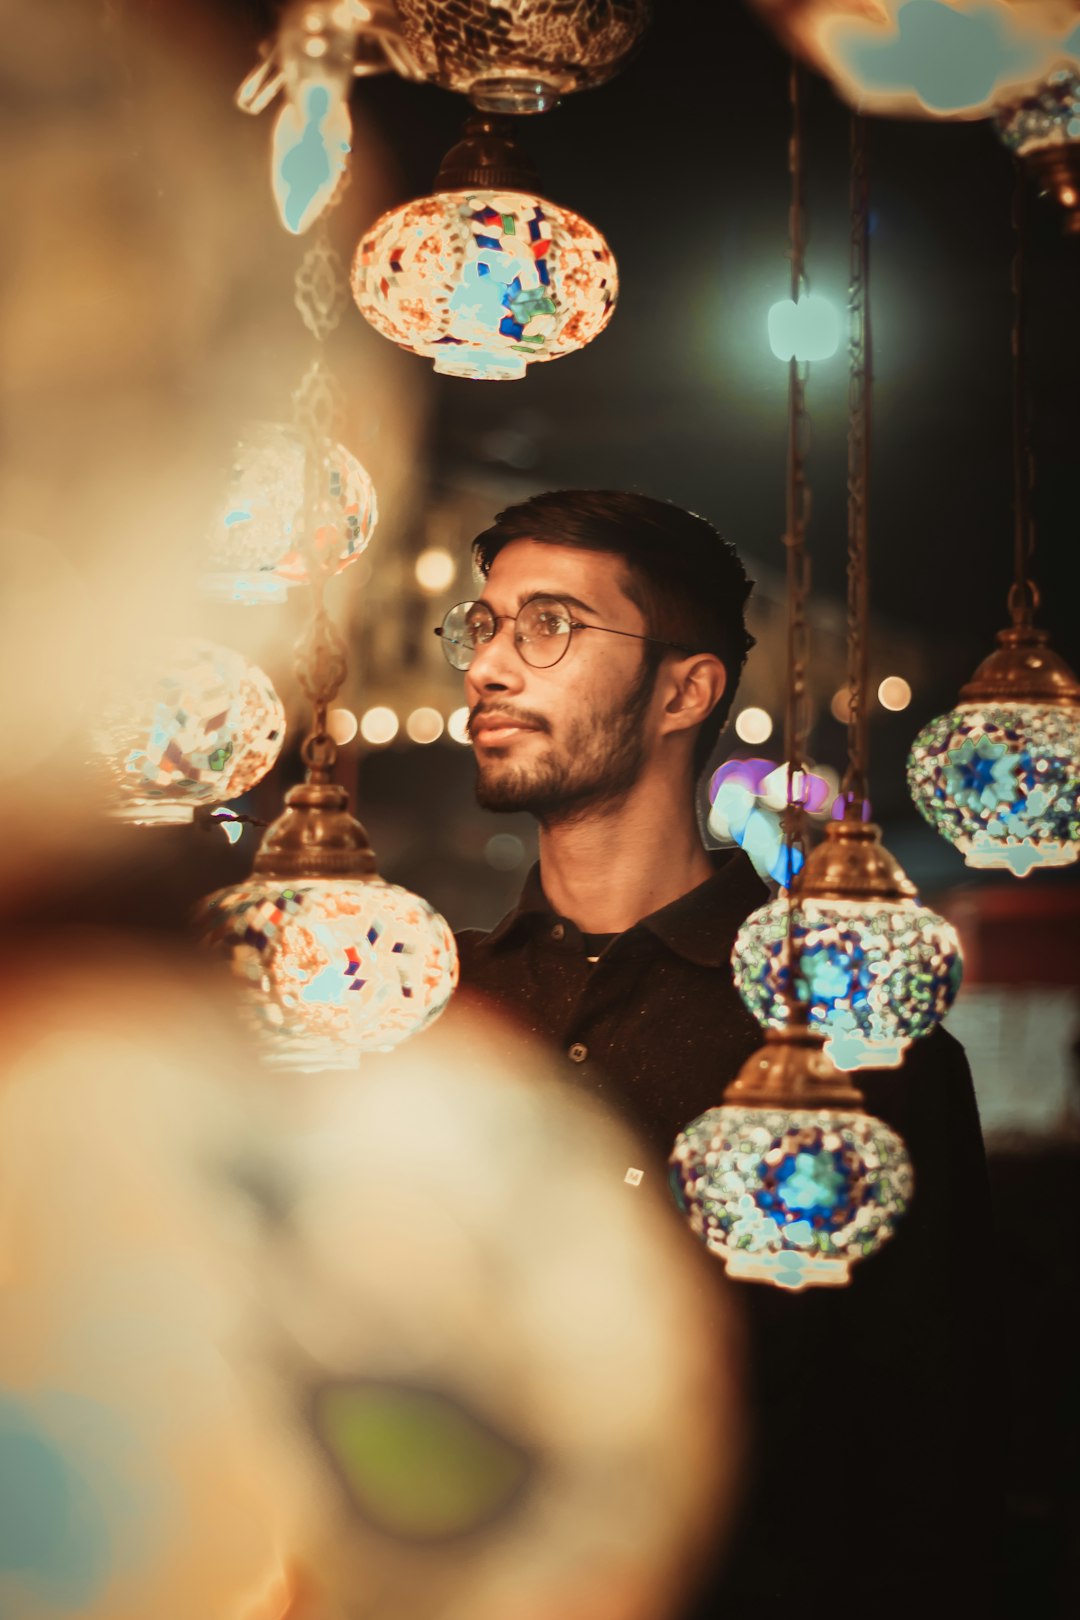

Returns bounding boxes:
[465,614,492,641]
[531,610,567,637]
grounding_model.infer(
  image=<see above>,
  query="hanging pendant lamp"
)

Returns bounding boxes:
[197,762,458,1068]
[671,1007,913,1291]
[907,166,1080,876]
[732,109,962,1070]
[197,226,457,1067]
[995,68,1080,235]
[350,115,618,381]
[674,68,913,1291]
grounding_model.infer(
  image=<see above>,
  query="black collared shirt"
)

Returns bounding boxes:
[457,851,1001,1611]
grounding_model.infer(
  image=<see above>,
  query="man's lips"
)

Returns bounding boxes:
[469,712,546,744]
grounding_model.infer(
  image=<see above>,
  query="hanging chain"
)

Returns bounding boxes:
[780,58,814,1013]
[782,58,812,885]
[291,220,351,781]
[1008,161,1039,627]
[842,111,871,813]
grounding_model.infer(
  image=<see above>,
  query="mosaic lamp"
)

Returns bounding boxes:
[995,68,1080,234]
[351,115,618,381]
[197,756,458,1069]
[670,1005,913,1291]
[392,0,650,113]
[732,816,963,1071]
[92,638,286,825]
[203,422,377,605]
[907,626,1080,877]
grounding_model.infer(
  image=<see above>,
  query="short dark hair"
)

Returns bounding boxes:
[472,489,755,778]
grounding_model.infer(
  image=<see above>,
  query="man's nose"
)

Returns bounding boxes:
[465,620,524,695]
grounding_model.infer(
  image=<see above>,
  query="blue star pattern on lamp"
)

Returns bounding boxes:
[908,702,1080,875]
[670,1105,913,1291]
[732,895,963,1070]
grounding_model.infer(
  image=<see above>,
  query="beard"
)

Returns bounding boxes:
[473,656,659,826]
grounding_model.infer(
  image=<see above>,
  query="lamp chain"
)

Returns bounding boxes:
[291,221,350,782]
[781,58,813,1011]
[843,111,871,813]
[1008,161,1039,627]
[782,58,811,872]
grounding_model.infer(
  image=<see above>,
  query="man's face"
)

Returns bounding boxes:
[463,539,661,824]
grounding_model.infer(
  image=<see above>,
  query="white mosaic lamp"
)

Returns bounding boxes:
[351,116,617,381]
[93,639,286,825]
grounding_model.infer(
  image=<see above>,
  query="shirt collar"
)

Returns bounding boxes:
[477,849,768,967]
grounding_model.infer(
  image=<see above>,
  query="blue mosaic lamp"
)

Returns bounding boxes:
[351,117,617,381]
[995,69,1080,235]
[198,775,458,1069]
[732,817,963,1071]
[670,1007,913,1291]
[908,625,1080,877]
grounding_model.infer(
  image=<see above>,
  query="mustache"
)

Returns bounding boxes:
[468,703,550,737]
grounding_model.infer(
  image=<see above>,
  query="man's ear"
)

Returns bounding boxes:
[659,654,727,736]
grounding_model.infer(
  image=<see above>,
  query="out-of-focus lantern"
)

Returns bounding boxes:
[995,67,1080,231]
[203,422,377,605]
[351,116,617,381]
[393,0,651,113]
[748,1,1080,119]
[92,639,286,825]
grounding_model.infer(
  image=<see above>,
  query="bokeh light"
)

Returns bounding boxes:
[359,706,399,746]
[414,547,457,594]
[447,707,472,745]
[734,707,773,745]
[484,833,525,871]
[405,706,445,744]
[878,675,912,711]
[327,707,358,745]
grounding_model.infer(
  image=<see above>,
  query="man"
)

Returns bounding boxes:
[442,489,1000,1613]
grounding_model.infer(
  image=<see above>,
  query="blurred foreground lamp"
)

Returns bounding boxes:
[670,1009,913,1290]
[203,421,377,605]
[735,110,962,1070]
[907,163,1080,875]
[391,0,650,113]
[351,115,617,381]
[995,68,1080,234]
[93,639,286,825]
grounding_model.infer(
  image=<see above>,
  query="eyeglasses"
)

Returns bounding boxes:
[434,595,693,672]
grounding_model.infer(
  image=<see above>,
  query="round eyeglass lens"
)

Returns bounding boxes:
[439,602,494,669]
[516,598,573,667]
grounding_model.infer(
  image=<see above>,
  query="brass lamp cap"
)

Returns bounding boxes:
[959,625,1080,707]
[1021,145,1080,237]
[795,818,917,903]
[253,782,379,880]
[723,1014,865,1111]
[435,114,542,193]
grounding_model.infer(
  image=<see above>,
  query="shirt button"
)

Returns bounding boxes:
[568,1042,588,1063]
[551,923,565,941]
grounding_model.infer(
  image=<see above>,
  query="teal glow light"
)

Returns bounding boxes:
[767,295,840,363]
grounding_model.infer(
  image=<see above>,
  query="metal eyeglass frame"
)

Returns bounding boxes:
[434,594,694,671]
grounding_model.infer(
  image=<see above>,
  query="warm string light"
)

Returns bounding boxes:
[907,161,1080,875]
